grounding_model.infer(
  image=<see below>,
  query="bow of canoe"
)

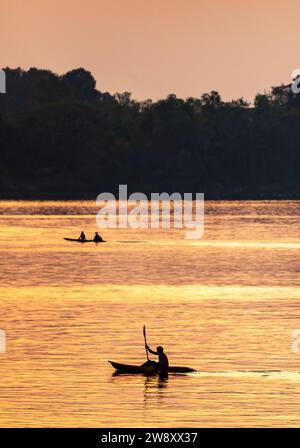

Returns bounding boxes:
[109,361,157,375]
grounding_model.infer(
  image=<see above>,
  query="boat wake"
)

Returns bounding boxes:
[193,370,300,380]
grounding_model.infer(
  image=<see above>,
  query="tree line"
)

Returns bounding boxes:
[0,67,299,198]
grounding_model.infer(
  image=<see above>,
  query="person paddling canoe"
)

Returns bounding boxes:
[78,231,86,242]
[146,345,169,373]
[93,232,103,242]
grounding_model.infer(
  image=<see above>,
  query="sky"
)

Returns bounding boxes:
[1,0,300,102]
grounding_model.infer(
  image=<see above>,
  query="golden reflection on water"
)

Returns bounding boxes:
[0,200,299,427]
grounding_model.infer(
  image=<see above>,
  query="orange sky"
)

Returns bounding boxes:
[1,0,299,101]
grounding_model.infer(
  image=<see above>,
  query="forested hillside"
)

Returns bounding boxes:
[0,67,299,198]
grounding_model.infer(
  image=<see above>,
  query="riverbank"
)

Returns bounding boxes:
[0,190,299,201]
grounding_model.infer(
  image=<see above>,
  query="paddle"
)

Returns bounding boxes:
[143,325,149,361]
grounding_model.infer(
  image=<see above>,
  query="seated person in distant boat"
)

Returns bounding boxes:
[93,232,103,242]
[146,345,169,372]
[78,231,86,242]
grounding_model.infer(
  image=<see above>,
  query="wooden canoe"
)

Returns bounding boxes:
[109,360,195,374]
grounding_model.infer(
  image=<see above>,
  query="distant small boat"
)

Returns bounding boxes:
[64,238,105,243]
[109,360,195,375]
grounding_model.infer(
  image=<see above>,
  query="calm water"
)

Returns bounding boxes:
[0,200,300,427]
